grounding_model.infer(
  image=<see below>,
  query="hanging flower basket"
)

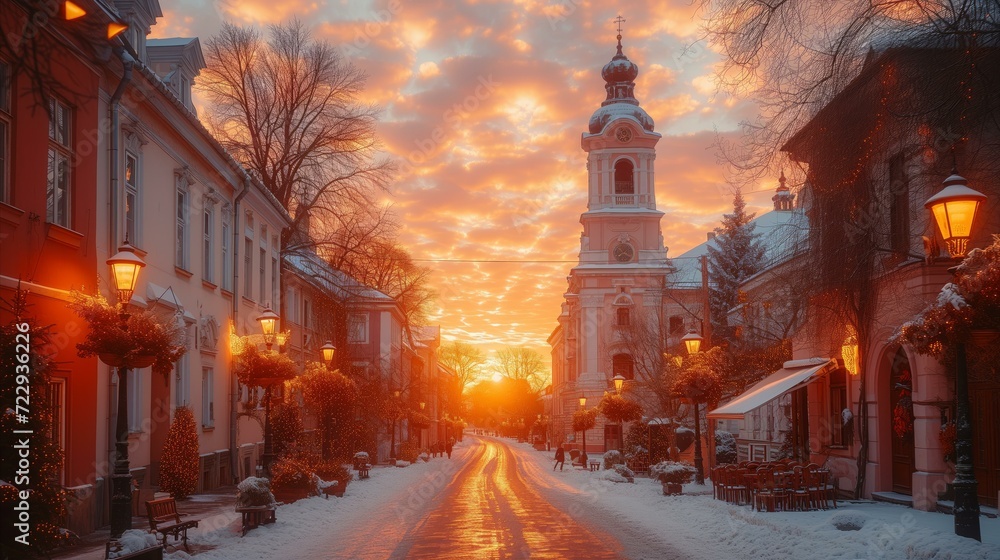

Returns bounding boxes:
[235,346,298,388]
[71,292,186,376]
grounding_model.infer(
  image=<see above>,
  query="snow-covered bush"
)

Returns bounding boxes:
[715,430,737,464]
[829,511,868,531]
[650,461,696,485]
[394,460,411,468]
[599,469,629,483]
[603,450,624,470]
[613,464,635,481]
[236,476,275,507]
[419,452,430,462]
[353,451,370,462]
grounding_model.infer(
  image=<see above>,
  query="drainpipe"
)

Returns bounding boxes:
[230,176,250,483]
[109,48,135,251]
[106,47,134,487]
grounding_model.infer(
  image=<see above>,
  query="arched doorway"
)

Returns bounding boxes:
[889,348,916,494]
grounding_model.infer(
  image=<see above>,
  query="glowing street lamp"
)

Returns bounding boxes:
[107,240,145,319]
[681,330,703,355]
[256,307,279,351]
[925,173,986,259]
[613,374,626,394]
[320,341,336,365]
[925,170,986,541]
[106,240,145,539]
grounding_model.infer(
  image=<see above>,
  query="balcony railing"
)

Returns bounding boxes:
[613,194,636,206]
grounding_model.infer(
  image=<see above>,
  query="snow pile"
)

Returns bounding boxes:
[394,460,411,468]
[107,530,159,558]
[600,469,630,483]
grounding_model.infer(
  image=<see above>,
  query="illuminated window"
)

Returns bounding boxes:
[124,151,140,244]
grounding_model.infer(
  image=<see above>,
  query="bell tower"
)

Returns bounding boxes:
[551,19,671,456]
[577,25,666,267]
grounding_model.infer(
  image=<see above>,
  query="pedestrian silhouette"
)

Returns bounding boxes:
[553,443,565,471]
[446,439,453,459]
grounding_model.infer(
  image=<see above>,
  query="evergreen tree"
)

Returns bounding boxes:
[158,407,199,499]
[1,292,70,556]
[706,192,765,345]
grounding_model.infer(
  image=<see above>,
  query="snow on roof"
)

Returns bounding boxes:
[284,252,393,303]
[147,37,196,47]
[668,207,809,289]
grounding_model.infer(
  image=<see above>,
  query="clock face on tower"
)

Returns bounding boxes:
[615,127,633,143]
[613,242,634,263]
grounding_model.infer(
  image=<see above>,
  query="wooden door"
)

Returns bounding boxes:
[890,349,915,495]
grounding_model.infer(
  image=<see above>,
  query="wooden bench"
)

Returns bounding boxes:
[235,505,276,537]
[144,497,199,551]
[588,460,601,472]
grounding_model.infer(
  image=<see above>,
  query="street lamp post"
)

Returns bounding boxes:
[681,330,706,485]
[256,308,280,477]
[389,388,401,461]
[925,171,985,541]
[107,241,145,539]
[579,394,588,465]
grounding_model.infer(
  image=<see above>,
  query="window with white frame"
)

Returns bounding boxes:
[175,355,190,406]
[124,151,140,244]
[259,224,267,303]
[221,205,232,290]
[175,183,189,269]
[271,235,279,306]
[203,206,214,283]
[127,368,143,433]
[0,60,10,204]
[348,313,368,343]
[202,367,214,428]
[47,97,72,227]
[302,298,311,330]
[244,212,253,298]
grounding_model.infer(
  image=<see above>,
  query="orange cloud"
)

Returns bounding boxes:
[161,0,765,368]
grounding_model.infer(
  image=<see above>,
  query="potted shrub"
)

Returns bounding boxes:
[269,456,318,503]
[613,464,635,483]
[236,477,276,507]
[315,461,352,498]
[650,461,696,495]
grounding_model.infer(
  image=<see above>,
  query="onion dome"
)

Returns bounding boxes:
[588,32,654,134]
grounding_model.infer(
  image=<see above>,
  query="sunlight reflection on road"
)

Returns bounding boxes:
[390,436,621,559]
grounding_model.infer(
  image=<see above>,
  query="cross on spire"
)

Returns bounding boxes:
[614,15,625,36]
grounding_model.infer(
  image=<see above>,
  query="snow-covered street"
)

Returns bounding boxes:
[94,434,1000,559]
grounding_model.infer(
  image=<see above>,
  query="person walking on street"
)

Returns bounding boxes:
[553,443,565,471]
[446,439,454,459]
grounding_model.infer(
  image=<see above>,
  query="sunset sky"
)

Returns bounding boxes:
[155,0,781,373]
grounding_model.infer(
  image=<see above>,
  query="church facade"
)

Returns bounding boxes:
[548,33,672,455]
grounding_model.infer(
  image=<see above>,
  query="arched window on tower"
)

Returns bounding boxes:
[612,353,634,381]
[614,159,634,197]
